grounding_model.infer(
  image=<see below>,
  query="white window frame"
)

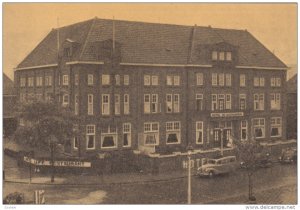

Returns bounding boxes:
[218,94,225,111]
[124,75,130,86]
[75,95,79,115]
[166,94,173,113]
[196,121,204,144]
[239,94,246,110]
[20,78,26,87]
[151,94,158,113]
[114,94,120,115]
[196,73,203,86]
[211,94,218,111]
[63,75,69,86]
[88,74,94,86]
[271,77,276,87]
[240,120,247,141]
[212,73,218,86]
[166,121,181,144]
[270,93,281,110]
[225,74,231,86]
[219,52,225,61]
[123,123,131,147]
[253,118,265,139]
[115,75,120,86]
[102,94,110,115]
[166,76,173,86]
[62,94,69,106]
[28,77,34,87]
[144,94,151,113]
[36,76,43,87]
[152,76,159,86]
[212,51,218,60]
[259,77,265,87]
[218,73,225,86]
[174,75,180,86]
[73,137,79,150]
[144,75,151,86]
[270,117,282,137]
[226,52,232,61]
[102,74,110,85]
[225,94,231,110]
[196,94,203,111]
[174,94,180,113]
[144,122,159,146]
[240,74,246,87]
[276,78,281,87]
[88,94,93,115]
[74,74,79,86]
[45,76,52,86]
[101,126,118,149]
[86,125,95,150]
[254,77,259,87]
[124,94,130,115]
[254,93,264,111]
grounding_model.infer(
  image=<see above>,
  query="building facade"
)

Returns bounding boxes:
[14,18,288,158]
[286,74,297,140]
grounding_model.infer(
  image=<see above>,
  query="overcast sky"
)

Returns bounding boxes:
[3,3,297,80]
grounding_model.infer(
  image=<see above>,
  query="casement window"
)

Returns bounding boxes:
[253,118,265,139]
[174,94,180,113]
[115,75,120,86]
[239,94,246,110]
[62,94,69,106]
[28,77,34,87]
[152,76,159,86]
[271,117,282,137]
[254,77,264,87]
[124,75,130,85]
[174,76,180,86]
[225,74,231,86]
[102,94,110,115]
[86,125,95,149]
[271,93,281,110]
[151,94,158,113]
[226,52,232,61]
[45,76,52,86]
[63,75,69,86]
[211,94,218,111]
[196,121,204,144]
[196,94,203,111]
[101,126,118,148]
[114,94,120,115]
[225,94,231,110]
[36,76,43,87]
[167,76,173,86]
[254,93,264,111]
[88,94,93,115]
[218,94,225,110]
[219,52,225,61]
[74,74,79,86]
[144,122,159,146]
[212,51,218,60]
[144,94,151,113]
[212,73,218,86]
[123,123,131,147]
[166,121,181,144]
[88,74,94,86]
[20,78,26,87]
[259,77,265,87]
[276,78,281,87]
[75,95,79,115]
[74,137,79,149]
[166,75,180,86]
[166,94,172,113]
[240,120,247,141]
[240,74,246,87]
[196,73,203,86]
[124,94,129,115]
[102,74,110,85]
[166,94,180,113]
[218,73,225,86]
[254,77,260,87]
[144,75,151,86]
[271,78,276,87]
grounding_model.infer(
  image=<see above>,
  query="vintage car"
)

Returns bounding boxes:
[240,152,272,169]
[278,147,297,164]
[197,156,238,177]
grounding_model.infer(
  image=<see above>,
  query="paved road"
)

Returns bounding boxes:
[4,163,296,204]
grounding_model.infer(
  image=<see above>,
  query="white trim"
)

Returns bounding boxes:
[121,62,212,68]
[14,64,58,71]
[236,65,287,70]
[66,61,104,65]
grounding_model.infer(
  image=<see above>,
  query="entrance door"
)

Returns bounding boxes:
[213,129,221,147]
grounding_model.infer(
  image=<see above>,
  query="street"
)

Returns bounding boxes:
[3,155,297,204]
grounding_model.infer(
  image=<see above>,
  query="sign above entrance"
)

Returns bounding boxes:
[24,156,91,168]
[211,112,244,118]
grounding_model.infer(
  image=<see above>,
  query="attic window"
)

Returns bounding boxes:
[64,47,71,57]
[212,51,232,61]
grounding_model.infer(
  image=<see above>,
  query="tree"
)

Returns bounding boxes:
[14,99,76,182]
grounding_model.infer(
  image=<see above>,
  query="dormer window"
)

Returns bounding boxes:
[64,47,71,57]
[212,51,218,60]
[211,51,232,61]
[226,52,232,61]
[219,52,225,61]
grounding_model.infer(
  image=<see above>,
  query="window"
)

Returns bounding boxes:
[28,77,34,87]
[219,52,225,60]
[254,77,259,87]
[253,118,265,139]
[196,121,203,144]
[271,93,281,110]
[36,76,43,87]
[144,75,150,86]
[226,52,232,61]
[218,73,225,86]
[166,94,172,113]
[88,74,94,86]
[74,137,79,149]
[20,78,26,87]
[240,74,246,87]
[115,94,120,115]
[218,94,225,110]
[239,94,246,110]
[196,73,203,86]
[45,76,52,86]
[123,123,131,147]
[86,125,95,149]
[225,74,231,86]
[212,73,218,86]
[115,75,120,86]
[167,76,173,85]
[166,94,179,113]
[64,47,71,57]
[101,126,118,148]
[166,122,181,144]
[174,76,180,86]
[271,78,276,87]
[196,94,203,111]
[151,94,158,113]
[276,78,281,87]
[63,75,69,86]
[144,94,151,113]
[271,117,282,137]
[74,74,79,86]
[254,77,264,87]
[75,95,79,115]
[271,77,281,87]
[102,74,110,85]
[241,120,247,141]
[124,94,129,115]
[88,94,93,115]
[260,77,265,87]
[144,122,159,146]
[225,94,231,110]
[173,94,180,113]
[152,76,158,86]
[254,93,264,111]
[63,94,69,106]
[124,75,130,85]
[212,94,217,111]
[212,51,218,60]
[102,94,110,115]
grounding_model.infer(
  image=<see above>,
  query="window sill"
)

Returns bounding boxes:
[166,142,181,145]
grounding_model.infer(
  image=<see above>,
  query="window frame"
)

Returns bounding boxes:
[196,121,204,144]
[88,94,93,115]
[102,94,110,115]
[166,121,181,144]
[63,75,69,86]
[123,123,131,147]
[86,125,95,150]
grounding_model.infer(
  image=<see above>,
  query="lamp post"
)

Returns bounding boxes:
[48,135,58,183]
[187,145,193,204]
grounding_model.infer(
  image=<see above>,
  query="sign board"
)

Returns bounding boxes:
[24,157,91,168]
[211,112,244,118]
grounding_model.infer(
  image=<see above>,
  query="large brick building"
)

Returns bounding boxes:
[14,18,288,158]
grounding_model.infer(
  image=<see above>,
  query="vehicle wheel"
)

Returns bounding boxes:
[208,171,214,178]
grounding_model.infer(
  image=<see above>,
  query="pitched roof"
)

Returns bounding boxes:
[3,73,15,95]
[287,74,297,93]
[17,18,287,69]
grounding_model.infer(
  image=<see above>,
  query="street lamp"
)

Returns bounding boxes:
[48,135,58,183]
[187,145,193,204]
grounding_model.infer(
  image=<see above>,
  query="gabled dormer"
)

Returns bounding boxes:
[210,42,238,66]
[60,38,80,60]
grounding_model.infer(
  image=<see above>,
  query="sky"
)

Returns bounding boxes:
[3,3,297,80]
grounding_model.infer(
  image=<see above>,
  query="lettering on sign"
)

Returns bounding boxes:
[24,156,91,168]
[211,112,244,118]
[182,159,202,169]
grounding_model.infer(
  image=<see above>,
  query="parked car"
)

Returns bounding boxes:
[240,152,272,169]
[197,156,238,177]
[278,147,297,164]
